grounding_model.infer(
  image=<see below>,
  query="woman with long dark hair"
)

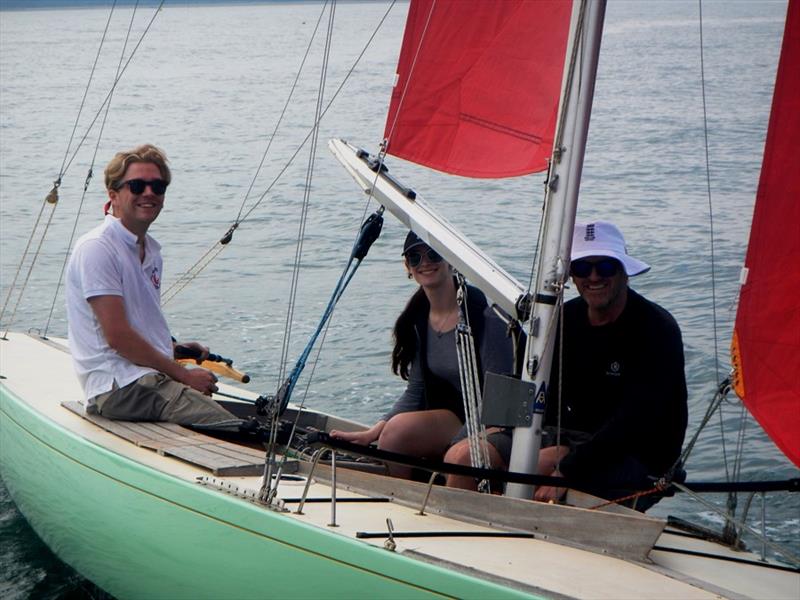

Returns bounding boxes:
[331,232,515,478]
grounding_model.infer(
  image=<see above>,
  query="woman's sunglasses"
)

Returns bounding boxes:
[115,178,168,195]
[406,247,444,268]
[570,258,621,278]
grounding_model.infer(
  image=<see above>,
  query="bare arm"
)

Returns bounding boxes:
[89,295,217,395]
[330,420,386,445]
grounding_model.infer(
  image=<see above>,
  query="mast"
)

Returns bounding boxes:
[506,0,607,500]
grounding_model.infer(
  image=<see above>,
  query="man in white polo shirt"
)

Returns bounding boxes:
[66,144,238,426]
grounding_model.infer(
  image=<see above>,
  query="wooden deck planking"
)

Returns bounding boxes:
[61,400,265,476]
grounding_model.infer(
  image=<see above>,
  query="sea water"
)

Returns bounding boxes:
[0,0,797,597]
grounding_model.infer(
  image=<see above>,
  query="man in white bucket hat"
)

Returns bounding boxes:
[534,221,688,510]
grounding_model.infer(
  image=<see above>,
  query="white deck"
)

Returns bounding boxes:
[1,332,797,599]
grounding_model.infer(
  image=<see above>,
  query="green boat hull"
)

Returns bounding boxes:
[0,384,537,599]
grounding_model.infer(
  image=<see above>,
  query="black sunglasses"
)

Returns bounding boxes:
[406,247,444,268]
[115,178,168,195]
[570,258,621,278]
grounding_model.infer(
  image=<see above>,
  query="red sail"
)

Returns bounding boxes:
[731,0,800,468]
[384,0,572,178]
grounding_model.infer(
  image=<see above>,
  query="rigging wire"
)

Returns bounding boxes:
[694,0,753,548]
[234,2,331,226]
[159,0,398,305]
[43,1,140,339]
[672,480,800,567]
[0,203,58,338]
[524,0,587,361]
[0,1,163,336]
[349,0,433,254]
[51,1,119,201]
[677,379,728,467]
[59,1,165,178]
[278,0,336,385]
[0,3,118,335]
[260,209,385,502]
[518,0,590,466]
[160,1,332,304]
[260,2,344,498]
[258,0,421,498]
[697,0,723,385]
[342,0,434,233]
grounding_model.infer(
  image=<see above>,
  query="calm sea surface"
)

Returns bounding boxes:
[1,0,797,597]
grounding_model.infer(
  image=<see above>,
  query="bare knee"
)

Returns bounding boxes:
[443,440,471,466]
[444,439,479,489]
[377,413,418,453]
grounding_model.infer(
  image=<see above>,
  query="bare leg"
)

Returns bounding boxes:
[537,445,570,474]
[533,445,571,502]
[378,409,462,478]
[443,429,507,490]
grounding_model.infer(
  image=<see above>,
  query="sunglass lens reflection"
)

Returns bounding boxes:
[570,258,620,278]
[121,179,168,195]
[407,248,443,268]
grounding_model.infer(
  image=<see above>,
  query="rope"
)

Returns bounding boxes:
[260,209,384,502]
[589,484,667,511]
[454,277,492,488]
[723,402,750,544]
[160,244,227,305]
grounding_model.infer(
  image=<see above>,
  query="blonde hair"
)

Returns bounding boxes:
[104,144,171,191]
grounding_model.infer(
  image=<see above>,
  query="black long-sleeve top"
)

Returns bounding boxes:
[546,288,688,479]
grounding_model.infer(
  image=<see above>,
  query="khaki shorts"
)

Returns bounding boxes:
[92,372,237,427]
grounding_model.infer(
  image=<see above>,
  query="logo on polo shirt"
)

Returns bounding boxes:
[150,267,161,289]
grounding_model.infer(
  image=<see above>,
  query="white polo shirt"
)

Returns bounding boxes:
[66,215,173,402]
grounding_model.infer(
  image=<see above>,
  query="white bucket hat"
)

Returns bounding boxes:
[571,221,650,277]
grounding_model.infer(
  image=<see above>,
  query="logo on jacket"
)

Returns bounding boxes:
[150,267,161,289]
[606,361,621,377]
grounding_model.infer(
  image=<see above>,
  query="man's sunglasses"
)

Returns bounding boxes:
[570,258,621,278]
[406,247,444,268]
[115,178,168,195]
